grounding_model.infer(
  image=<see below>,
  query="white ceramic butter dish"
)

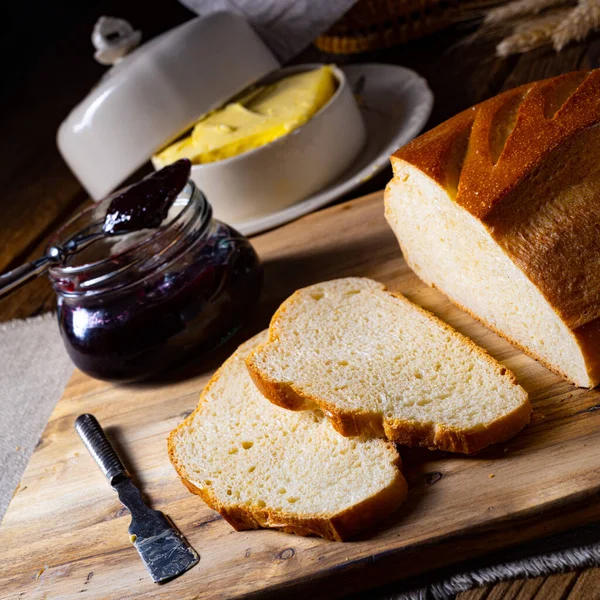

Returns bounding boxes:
[56,14,429,232]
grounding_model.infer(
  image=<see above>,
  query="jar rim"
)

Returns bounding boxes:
[49,180,212,293]
[49,180,208,274]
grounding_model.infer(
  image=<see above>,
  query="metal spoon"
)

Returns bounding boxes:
[0,230,105,299]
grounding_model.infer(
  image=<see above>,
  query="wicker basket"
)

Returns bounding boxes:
[315,0,501,54]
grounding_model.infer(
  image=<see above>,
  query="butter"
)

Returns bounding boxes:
[153,66,336,167]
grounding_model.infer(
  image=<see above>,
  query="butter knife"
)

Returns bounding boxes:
[75,413,199,583]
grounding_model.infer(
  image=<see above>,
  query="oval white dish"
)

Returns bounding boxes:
[183,64,367,225]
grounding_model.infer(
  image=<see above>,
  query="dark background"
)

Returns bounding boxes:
[2,0,598,323]
[2,0,196,198]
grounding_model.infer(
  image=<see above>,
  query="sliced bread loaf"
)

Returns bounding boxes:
[168,331,407,542]
[246,278,531,454]
[385,70,600,388]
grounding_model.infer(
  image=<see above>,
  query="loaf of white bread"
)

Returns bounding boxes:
[247,278,530,454]
[168,332,407,542]
[385,70,600,388]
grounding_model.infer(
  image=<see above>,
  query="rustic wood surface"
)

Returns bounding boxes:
[2,192,600,599]
[1,3,600,597]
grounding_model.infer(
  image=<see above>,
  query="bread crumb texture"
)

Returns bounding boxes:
[248,278,530,454]
[168,331,407,541]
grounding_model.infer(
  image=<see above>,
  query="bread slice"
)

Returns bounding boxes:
[385,70,600,388]
[246,278,530,454]
[168,332,407,542]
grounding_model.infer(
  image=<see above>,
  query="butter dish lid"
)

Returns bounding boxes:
[57,12,280,200]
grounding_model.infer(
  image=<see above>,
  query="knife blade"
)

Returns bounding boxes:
[75,413,199,583]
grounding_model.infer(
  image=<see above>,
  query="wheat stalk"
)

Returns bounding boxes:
[496,8,570,56]
[485,0,570,25]
[552,0,600,50]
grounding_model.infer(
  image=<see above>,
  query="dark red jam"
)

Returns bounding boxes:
[50,182,262,382]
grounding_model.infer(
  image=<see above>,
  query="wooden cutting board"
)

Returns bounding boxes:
[2,191,600,600]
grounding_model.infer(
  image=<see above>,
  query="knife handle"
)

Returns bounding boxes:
[75,413,130,486]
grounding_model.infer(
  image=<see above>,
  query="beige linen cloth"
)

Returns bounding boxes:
[0,313,73,520]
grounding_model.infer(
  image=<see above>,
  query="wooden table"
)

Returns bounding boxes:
[1,3,600,598]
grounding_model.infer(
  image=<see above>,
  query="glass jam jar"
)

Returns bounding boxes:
[49,181,262,382]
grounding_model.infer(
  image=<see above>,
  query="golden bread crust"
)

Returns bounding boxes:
[574,318,600,387]
[395,71,600,218]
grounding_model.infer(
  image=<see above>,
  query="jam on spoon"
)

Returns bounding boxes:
[103,158,191,234]
[0,159,195,300]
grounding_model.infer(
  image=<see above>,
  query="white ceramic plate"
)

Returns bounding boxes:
[232,63,434,236]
